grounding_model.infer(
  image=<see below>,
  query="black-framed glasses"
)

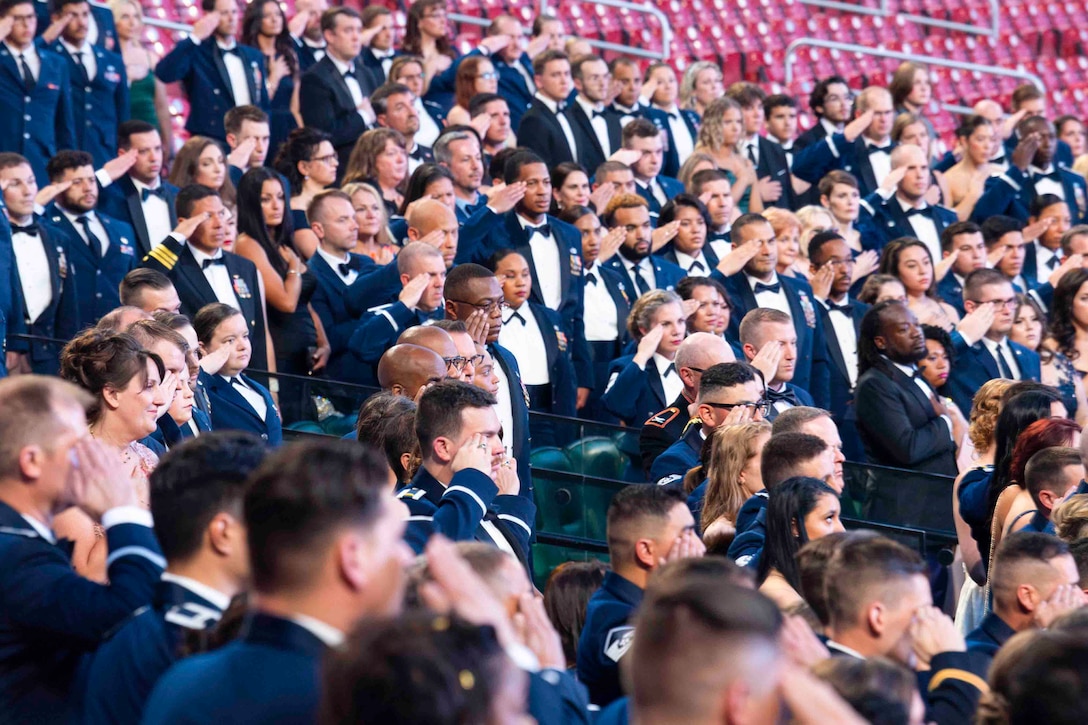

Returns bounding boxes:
[687,366,706,374]
[448,298,508,314]
[702,400,771,416]
[467,353,485,368]
[443,356,469,371]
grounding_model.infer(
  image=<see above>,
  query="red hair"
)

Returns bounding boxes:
[1009,418,1082,486]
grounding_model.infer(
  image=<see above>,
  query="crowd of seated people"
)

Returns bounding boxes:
[4,0,1088,721]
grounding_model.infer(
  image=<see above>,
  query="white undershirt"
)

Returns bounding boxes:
[518,214,562,310]
[499,304,550,385]
[747,272,791,317]
[214,38,251,106]
[132,178,172,250]
[582,262,619,341]
[11,227,52,323]
[190,246,241,310]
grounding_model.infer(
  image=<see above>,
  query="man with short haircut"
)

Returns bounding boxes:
[155,0,269,142]
[763,93,799,161]
[45,0,128,168]
[223,105,271,183]
[824,535,987,718]
[43,149,136,321]
[593,159,636,198]
[97,119,179,257]
[729,82,795,210]
[397,380,535,560]
[770,406,847,492]
[651,361,764,487]
[981,215,1031,292]
[794,85,897,197]
[739,308,814,420]
[0,0,77,185]
[689,168,735,254]
[577,485,704,707]
[298,6,379,174]
[289,0,328,70]
[567,54,621,173]
[638,332,734,476]
[0,376,163,722]
[432,318,481,383]
[388,55,442,147]
[119,267,181,314]
[622,118,684,219]
[348,242,447,367]
[947,269,1041,414]
[967,532,1085,658]
[794,75,851,152]
[1010,447,1084,533]
[396,325,460,374]
[81,432,264,722]
[372,82,431,174]
[358,4,394,83]
[608,56,645,124]
[479,15,535,130]
[713,213,830,407]
[936,221,988,317]
[468,93,513,157]
[142,440,411,723]
[140,184,270,373]
[0,152,80,375]
[376,344,447,400]
[601,193,686,294]
[518,49,579,166]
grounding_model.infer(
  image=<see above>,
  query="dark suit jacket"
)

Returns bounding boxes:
[634,174,685,220]
[0,44,75,186]
[142,613,327,725]
[34,2,117,51]
[200,370,282,446]
[10,220,81,375]
[44,40,128,168]
[854,360,958,475]
[947,333,1041,414]
[937,273,966,318]
[155,36,269,141]
[753,135,797,210]
[495,53,535,131]
[0,501,162,725]
[713,271,831,408]
[359,46,395,84]
[298,56,378,175]
[602,354,674,426]
[140,236,268,374]
[817,297,870,461]
[42,206,136,322]
[291,36,326,71]
[643,106,700,178]
[308,251,380,385]
[566,100,622,175]
[605,253,687,296]
[489,341,533,498]
[793,119,831,151]
[861,191,959,249]
[793,132,894,198]
[519,97,579,167]
[971,165,1088,224]
[98,176,179,257]
[661,240,720,274]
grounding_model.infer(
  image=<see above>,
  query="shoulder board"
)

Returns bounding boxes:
[396,487,427,501]
[164,602,223,631]
[146,243,179,270]
[644,407,680,428]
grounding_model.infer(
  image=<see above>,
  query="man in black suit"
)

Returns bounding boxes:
[518,49,579,167]
[98,120,178,257]
[358,5,395,84]
[568,54,621,174]
[689,168,735,258]
[854,300,965,476]
[729,82,796,210]
[764,93,799,165]
[793,74,851,152]
[298,6,379,176]
[624,118,685,221]
[937,221,988,317]
[288,0,327,71]
[223,105,271,184]
[140,184,271,375]
[372,82,432,175]
[0,376,163,724]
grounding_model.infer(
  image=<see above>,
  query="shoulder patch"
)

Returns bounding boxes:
[655,473,683,487]
[603,626,635,662]
[396,487,427,501]
[644,407,680,428]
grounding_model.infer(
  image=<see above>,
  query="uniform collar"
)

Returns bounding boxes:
[20,513,55,543]
[290,613,345,648]
[161,572,232,611]
[602,570,644,607]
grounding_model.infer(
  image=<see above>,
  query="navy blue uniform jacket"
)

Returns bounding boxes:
[860,191,958,249]
[946,332,1041,415]
[308,250,385,385]
[972,164,1088,224]
[576,570,643,707]
[43,206,136,322]
[0,43,76,185]
[792,132,894,198]
[155,36,269,141]
[649,423,703,487]
[965,612,1016,661]
[142,612,326,725]
[643,106,700,179]
[45,40,128,169]
[200,370,283,446]
[634,175,685,220]
[0,501,163,724]
[602,354,673,426]
[604,253,687,295]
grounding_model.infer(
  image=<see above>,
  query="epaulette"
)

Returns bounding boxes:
[146,243,179,270]
[396,487,427,501]
[644,407,680,428]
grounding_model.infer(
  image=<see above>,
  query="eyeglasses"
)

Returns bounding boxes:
[310,154,339,165]
[702,400,772,416]
[969,297,1018,309]
[449,298,508,315]
[467,353,485,368]
[443,356,469,372]
[477,72,499,81]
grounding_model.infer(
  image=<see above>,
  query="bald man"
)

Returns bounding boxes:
[95,305,153,332]
[407,198,459,269]
[860,143,958,258]
[431,319,479,383]
[376,344,449,399]
[639,332,735,476]
[398,324,461,380]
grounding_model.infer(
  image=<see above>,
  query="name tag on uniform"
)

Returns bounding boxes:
[103,66,122,84]
[232,275,252,299]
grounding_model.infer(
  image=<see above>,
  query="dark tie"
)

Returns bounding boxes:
[221,45,240,57]
[631,264,651,295]
[586,271,598,285]
[202,256,226,269]
[826,299,853,314]
[72,51,88,83]
[905,206,931,218]
[76,215,103,260]
[409,146,427,161]
[18,53,34,92]
[754,281,781,294]
[766,386,799,407]
[527,223,551,239]
[230,376,247,390]
[141,186,166,202]
[338,257,362,276]
[995,344,1016,379]
[508,309,527,325]
[688,260,705,273]
[662,362,676,377]
[11,222,39,237]
[665,111,678,120]
[1047,255,1061,270]
[866,143,893,155]
[591,108,607,119]
[747,143,757,165]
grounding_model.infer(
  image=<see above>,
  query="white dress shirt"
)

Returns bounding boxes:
[982,336,1021,380]
[1029,164,1065,200]
[821,296,859,387]
[518,214,562,309]
[742,135,760,166]
[191,246,241,310]
[5,42,40,84]
[11,223,52,323]
[1033,241,1062,285]
[864,137,892,188]
[300,37,326,64]
[132,178,172,250]
[635,178,668,208]
[160,573,232,612]
[499,305,550,385]
[59,38,96,80]
[747,273,791,317]
[214,38,251,106]
[315,245,358,285]
[491,353,515,458]
[371,47,395,77]
[657,103,694,165]
[651,352,683,404]
[575,95,612,157]
[222,374,267,420]
[535,92,578,160]
[60,208,109,256]
[328,54,375,125]
[414,97,440,147]
[899,196,941,265]
[674,249,711,277]
[820,117,843,137]
[582,263,619,341]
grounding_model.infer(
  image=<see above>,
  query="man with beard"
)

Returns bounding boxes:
[854,300,965,476]
[372,83,431,174]
[601,194,685,295]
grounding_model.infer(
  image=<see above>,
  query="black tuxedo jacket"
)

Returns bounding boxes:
[754,135,798,210]
[519,97,579,167]
[98,176,179,257]
[298,56,379,174]
[565,101,622,174]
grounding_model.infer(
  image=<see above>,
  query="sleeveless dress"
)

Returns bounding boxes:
[269,270,318,424]
[265,54,298,161]
[128,52,159,131]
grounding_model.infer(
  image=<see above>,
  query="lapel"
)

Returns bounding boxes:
[490,343,526,448]
[317,57,354,111]
[0,47,22,86]
[243,52,260,105]
[120,176,152,254]
[553,217,573,304]
[682,109,700,139]
[730,273,759,315]
[646,358,668,409]
[209,41,235,101]
[506,214,542,304]
[818,306,849,382]
[528,304,559,370]
[883,361,932,414]
[223,254,257,325]
[50,212,99,269]
[37,223,63,308]
[568,103,605,157]
[852,138,879,194]
[206,372,265,427]
[970,341,1000,380]
[309,252,348,295]
[532,97,565,136]
[176,246,219,305]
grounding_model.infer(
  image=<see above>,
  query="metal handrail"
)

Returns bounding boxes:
[539,0,672,61]
[799,0,1000,38]
[784,37,1045,98]
[799,0,889,18]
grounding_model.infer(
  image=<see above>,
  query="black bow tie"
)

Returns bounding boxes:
[662,362,676,377]
[220,45,240,57]
[990,155,1006,165]
[754,281,781,294]
[1033,169,1062,182]
[826,299,853,314]
[408,146,427,161]
[586,271,598,285]
[141,186,165,202]
[526,223,551,238]
[555,101,567,112]
[343,66,356,78]
[12,222,38,236]
[338,257,362,276]
[866,143,893,155]
[688,260,706,273]
[766,387,799,406]
[507,309,527,325]
[1046,255,1062,270]
[202,257,225,269]
[591,109,607,119]
[905,206,931,218]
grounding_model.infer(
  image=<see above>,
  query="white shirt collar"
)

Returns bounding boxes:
[60,207,95,225]
[826,640,867,659]
[981,336,1010,353]
[887,358,919,378]
[4,41,35,59]
[656,102,681,117]
[315,244,350,270]
[290,613,346,648]
[820,117,842,135]
[328,53,354,76]
[516,212,548,231]
[1029,163,1056,175]
[302,37,326,50]
[575,95,604,115]
[371,47,395,59]
[747,271,780,290]
[652,352,675,376]
[215,37,237,51]
[20,514,55,544]
[534,92,563,113]
[59,38,92,57]
[132,177,161,192]
[161,572,232,611]
[189,245,224,266]
[896,195,927,213]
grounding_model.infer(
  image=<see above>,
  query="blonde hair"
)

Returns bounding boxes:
[695,96,743,153]
[343,128,407,188]
[1052,494,1088,542]
[764,208,801,237]
[968,378,1015,452]
[340,181,394,246]
[796,205,835,251]
[700,422,772,534]
[679,61,723,111]
[677,151,719,190]
[109,0,142,23]
[626,289,682,342]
